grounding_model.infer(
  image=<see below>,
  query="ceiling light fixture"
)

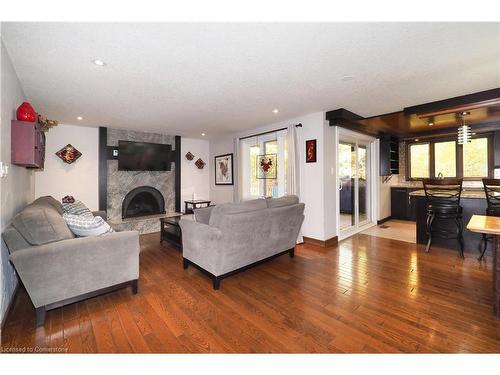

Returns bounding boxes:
[77,116,83,121]
[342,75,354,81]
[91,59,106,67]
[272,109,279,114]
[457,113,472,144]
[201,133,206,137]
[415,139,419,142]
[428,122,434,126]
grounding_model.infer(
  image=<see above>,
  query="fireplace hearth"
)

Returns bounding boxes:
[122,186,165,219]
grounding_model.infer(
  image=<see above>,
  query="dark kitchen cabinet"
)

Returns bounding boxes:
[391,187,419,221]
[380,135,399,176]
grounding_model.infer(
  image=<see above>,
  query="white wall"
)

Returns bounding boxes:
[209,137,235,205]
[296,113,328,241]
[181,137,210,212]
[0,40,35,326]
[35,124,99,210]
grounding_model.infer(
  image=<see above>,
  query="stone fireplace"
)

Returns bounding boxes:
[106,128,176,234]
[122,186,165,219]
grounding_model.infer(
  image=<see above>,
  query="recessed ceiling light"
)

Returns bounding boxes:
[91,59,106,67]
[461,111,470,116]
[201,133,206,137]
[428,122,434,126]
[415,139,419,142]
[342,75,354,81]
[272,109,279,114]
[77,116,83,121]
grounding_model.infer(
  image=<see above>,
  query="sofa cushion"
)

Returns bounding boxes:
[63,213,114,237]
[62,200,93,217]
[12,206,74,246]
[2,226,31,253]
[209,199,267,227]
[31,196,64,214]
[266,195,299,208]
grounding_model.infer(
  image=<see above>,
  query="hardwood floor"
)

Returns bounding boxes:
[2,232,500,353]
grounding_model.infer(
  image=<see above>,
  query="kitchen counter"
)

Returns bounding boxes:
[409,189,486,199]
[410,192,489,253]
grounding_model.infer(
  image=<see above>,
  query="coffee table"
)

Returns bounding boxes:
[160,216,182,249]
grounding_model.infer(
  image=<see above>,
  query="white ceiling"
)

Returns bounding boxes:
[2,22,499,138]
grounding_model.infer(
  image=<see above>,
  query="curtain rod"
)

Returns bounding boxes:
[239,123,302,141]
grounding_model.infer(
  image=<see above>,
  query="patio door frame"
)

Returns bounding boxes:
[337,128,378,240]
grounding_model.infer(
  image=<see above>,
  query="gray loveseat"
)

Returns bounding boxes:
[179,195,304,289]
[2,196,139,326]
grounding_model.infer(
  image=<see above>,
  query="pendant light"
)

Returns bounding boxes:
[457,112,471,145]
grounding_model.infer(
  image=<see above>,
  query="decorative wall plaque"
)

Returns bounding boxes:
[195,158,206,169]
[56,144,82,164]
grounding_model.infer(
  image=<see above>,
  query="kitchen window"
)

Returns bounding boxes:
[407,135,492,180]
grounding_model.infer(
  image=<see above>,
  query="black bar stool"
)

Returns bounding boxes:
[423,178,464,258]
[478,178,500,260]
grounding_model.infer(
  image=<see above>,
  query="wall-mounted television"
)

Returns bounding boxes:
[118,141,171,171]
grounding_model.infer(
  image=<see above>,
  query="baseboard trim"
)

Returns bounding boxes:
[377,216,392,225]
[302,236,338,248]
[1,282,19,330]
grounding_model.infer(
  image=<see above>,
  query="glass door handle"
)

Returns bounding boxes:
[339,183,343,191]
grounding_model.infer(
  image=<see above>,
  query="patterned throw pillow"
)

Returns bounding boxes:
[62,200,93,217]
[62,213,114,237]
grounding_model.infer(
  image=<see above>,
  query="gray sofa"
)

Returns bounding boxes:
[2,196,140,326]
[179,195,304,289]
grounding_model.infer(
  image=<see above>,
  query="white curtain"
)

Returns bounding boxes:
[232,137,240,203]
[286,125,300,196]
[286,125,303,243]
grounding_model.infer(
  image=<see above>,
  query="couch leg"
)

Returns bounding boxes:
[183,258,189,269]
[131,279,139,294]
[35,307,46,327]
[212,276,221,290]
[289,248,295,258]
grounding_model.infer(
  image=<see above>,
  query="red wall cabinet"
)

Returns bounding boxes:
[11,120,45,169]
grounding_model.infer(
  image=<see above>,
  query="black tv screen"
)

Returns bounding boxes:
[118,141,171,171]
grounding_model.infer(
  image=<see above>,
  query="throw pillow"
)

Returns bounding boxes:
[62,213,114,237]
[62,200,93,217]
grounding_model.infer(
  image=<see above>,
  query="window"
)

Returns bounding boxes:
[240,130,288,199]
[407,135,491,180]
[409,143,429,178]
[434,141,456,177]
[264,140,278,197]
[463,138,488,177]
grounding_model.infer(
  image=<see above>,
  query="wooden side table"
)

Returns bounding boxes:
[160,216,182,249]
[184,200,211,214]
[467,215,500,318]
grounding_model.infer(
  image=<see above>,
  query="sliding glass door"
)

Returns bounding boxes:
[338,137,371,238]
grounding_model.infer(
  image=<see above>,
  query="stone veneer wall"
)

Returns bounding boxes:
[106,128,176,233]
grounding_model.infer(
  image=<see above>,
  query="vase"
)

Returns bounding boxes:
[16,102,36,122]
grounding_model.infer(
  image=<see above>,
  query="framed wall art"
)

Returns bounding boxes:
[257,153,277,179]
[306,139,317,163]
[215,153,234,185]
